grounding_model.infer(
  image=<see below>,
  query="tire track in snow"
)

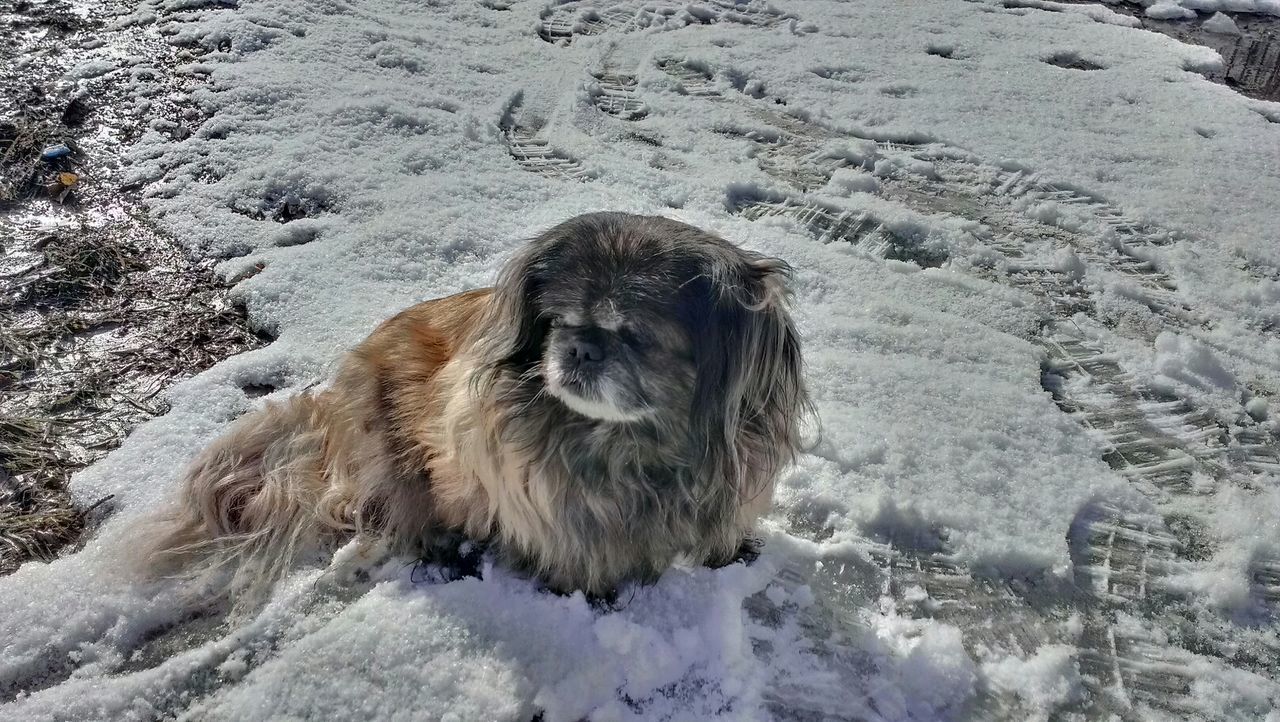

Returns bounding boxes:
[741,551,883,722]
[745,537,1057,721]
[709,79,1278,491]
[682,67,1280,716]
[700,78,1202,327]
[1065,505,1202,717]
[723,109,1206,332]
[731,196,947,268]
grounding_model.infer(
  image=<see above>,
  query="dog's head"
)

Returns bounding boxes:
[481,211,809,491]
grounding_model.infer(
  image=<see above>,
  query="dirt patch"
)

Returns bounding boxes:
[1,0,267,574]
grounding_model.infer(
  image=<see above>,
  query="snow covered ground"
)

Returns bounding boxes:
[3,0,1280,719]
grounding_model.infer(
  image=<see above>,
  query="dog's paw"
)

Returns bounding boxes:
[410,538,486,585]
[708,536,764,569]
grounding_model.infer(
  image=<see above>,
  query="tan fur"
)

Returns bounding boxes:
[145,290,493,596]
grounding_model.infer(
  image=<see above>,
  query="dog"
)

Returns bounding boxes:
[145,211,810,600]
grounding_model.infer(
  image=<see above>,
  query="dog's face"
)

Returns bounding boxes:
[487,212,760,425]
[483,211,808,482]
[535,260,698,423]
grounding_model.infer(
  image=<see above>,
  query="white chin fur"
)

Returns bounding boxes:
[546,368,647,423]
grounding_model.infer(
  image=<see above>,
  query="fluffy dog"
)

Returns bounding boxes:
[146,212,810,599]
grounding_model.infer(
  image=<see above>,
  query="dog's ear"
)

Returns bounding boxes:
[481,235,556,375]
[687,248,810,501]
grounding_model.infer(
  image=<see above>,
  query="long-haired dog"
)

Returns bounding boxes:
[145,211,810,600]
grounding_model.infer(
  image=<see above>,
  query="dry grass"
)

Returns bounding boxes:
[0,417,89,574]
[1,219,265,575]
[0,118,52,204]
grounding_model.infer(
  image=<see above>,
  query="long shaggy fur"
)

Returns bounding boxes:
[144,212,811,600]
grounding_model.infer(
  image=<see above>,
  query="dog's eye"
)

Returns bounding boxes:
[549,316,566,328]
[617,326,647,349]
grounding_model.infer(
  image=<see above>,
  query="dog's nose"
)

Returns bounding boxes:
[566,338,605,366]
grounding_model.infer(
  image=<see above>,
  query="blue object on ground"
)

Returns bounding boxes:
[41,144,72,161]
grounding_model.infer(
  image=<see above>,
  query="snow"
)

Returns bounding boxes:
[1152,332,1242,403]
[68,59,119,79]
[1003,0,1143,28]
[1146,0,1199,19]
[1247,396,1270,421]
[983,645,1084,720]
[893,625,977,716]
[824,166,880,195]
[1201,10,1244,34]
[1147,0,1280,18]
[4,0,1280,718]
